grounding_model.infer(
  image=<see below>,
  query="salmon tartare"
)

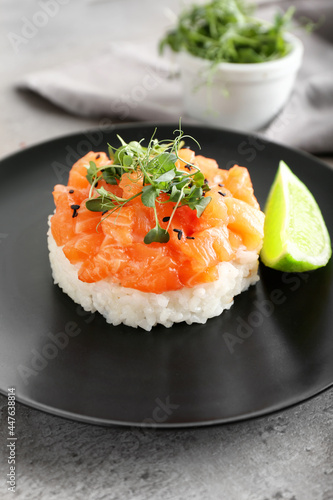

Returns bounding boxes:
[48,129,264,330]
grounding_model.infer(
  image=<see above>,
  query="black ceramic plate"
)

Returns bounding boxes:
[0,123,332,427]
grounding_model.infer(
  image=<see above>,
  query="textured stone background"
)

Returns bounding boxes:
[0,390,333,500]
[1,1,332,498]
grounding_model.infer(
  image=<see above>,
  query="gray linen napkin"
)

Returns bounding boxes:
[19,2,333,153]
[19,41,182,122]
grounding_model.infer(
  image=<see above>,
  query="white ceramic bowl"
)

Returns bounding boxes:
[179,32,304,131]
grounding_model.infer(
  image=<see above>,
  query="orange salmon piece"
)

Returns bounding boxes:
[74,205,102,234]
[194,155,227,186]
[228,230,243,251]
[68,152,111,190]
[51,210,76,246]
[97,179,123,198]
[101,206,137,246]
[224,165,260,209]
[78,239,129,283]
[225,197,265,251]
[195,188,229,232]
[119,171,143,199]
[178,261,219,288]
[63,232,104,264]
[175,148,196,172]
[52,185,88,207]
[180,224,234,272]
[50,189,84,245]
[159,203,198,237]
[52,184,88,205]
[119,244,183,293]
[68,170,90,190]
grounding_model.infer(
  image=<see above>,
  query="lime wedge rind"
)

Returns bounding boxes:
[260,160,332,272]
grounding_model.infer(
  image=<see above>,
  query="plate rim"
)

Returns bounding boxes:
[0,381,332,429]
[1,120,332,174]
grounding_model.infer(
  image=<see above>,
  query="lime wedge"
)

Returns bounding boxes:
[261,160,332,272]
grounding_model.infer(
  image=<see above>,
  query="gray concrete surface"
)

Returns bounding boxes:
[0,1,332,499]
[0,391,332,500]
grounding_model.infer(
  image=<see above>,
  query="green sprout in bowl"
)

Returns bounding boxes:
[159,0,295,66]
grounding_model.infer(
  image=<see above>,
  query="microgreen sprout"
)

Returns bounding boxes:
[159,0,295,66]
[85,127,212,244]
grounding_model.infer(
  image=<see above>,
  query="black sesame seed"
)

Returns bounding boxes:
[173,228,183,240]
[184,164,192,171]
[218,191,226,197]
[70,204,80,218]
[96,154,101,159]
[102,210,108,216]
[69,189,74,194]
[218,183,224,187]
[186,236,195,240]
[204,178,209,184]
[162,216,170,222]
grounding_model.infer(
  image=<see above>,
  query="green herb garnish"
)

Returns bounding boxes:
[85,127,211,244]
[159,0,295,65]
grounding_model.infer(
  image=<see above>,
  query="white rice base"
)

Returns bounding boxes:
[47,223,260,332]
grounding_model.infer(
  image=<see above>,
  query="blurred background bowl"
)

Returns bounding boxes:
[179,32,304,132]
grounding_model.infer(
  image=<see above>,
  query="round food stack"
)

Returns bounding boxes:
[48,136,264,331]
